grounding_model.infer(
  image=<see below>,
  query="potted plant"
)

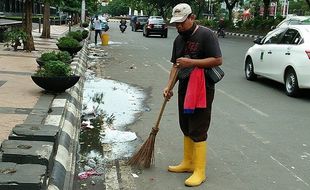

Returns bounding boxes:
[4,28,27,51]
[82,22,89,28]
[36,51,72,67]
[66,30,83,42]
[31,60,80,92]
[81,30,89,40]
[56,37,82,56]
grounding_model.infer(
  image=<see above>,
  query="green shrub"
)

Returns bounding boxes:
[82,22,89,28]
[4,28,27,51]
[82,30,89,39]
[40,51,58,62]
[57,51,71,63]
[66,30,83,42]
[57,37,81,49]
[35,60,72,77]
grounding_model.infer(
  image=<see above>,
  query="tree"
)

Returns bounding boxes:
[223,0,239,21]
[23,0,35,51]
[262,0,270,19]
[306,0,310,9]
[41,0,51,38]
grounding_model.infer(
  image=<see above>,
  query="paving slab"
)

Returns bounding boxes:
[0,162,46,190]
[9,124,59,142]
[1,140,54,167]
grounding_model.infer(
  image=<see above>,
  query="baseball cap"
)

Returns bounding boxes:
[170,3,192,23]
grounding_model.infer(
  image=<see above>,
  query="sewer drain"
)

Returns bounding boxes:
[17,144,32,149]
[0,168,17,174]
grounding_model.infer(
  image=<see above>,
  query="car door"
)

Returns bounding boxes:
[259,28,286,77]
[268,29,300,81]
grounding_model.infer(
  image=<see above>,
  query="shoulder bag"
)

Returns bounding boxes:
[206,66,224,83]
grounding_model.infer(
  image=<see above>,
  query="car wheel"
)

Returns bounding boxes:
[245,57,257,81]
[145,31,149,37]
[285,69,299,97]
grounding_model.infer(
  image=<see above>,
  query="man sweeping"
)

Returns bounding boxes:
[163,3,222,187]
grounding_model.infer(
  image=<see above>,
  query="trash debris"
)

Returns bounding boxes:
[131,173,139,178]
[81,120,94,129]
[78,169,102,180]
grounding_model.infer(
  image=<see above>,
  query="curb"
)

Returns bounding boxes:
[224,31,263,39]
[47,44,88,190]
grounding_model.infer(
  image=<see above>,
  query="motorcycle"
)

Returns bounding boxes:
[217,28,225,38]
[120,24,127,33]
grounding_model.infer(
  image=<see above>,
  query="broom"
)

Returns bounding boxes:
[128,69,179,168]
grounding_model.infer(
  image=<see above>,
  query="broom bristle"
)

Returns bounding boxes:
[127,127,158,168]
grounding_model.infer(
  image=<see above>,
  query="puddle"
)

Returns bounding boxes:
[83,70,145,128]
[75,70,146,189]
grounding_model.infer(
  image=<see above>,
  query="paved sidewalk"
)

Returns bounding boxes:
[0,24,69,145]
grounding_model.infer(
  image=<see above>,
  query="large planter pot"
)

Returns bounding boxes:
[36,58,45,67]
[31,75,80,92]
[56,44,83,56]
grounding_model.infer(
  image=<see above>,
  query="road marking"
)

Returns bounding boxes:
[270,156,309,187]
[217,89,269,117]
[155,58,171,73]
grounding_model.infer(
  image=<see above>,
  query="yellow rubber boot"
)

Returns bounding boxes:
[184,141,207,187]
[168,136,194,173]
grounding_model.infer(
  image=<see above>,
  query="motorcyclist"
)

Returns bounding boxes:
[217,18,225,36]
[119,18,127,31]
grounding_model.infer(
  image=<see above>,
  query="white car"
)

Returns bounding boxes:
[244,25,310,97]
[276,16,310,28]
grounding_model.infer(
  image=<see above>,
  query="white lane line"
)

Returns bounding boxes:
[155,57,171,73]
[270,156,309,187]
[217,89,269,117]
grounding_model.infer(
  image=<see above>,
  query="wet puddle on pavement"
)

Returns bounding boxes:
[74,68,146,189]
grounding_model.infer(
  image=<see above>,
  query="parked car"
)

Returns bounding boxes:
[130,15,149,31]
[244,25,310,97]
[143,16,168,38]
[101,19,109,32]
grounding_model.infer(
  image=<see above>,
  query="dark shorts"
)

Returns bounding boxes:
[178,88,215,142]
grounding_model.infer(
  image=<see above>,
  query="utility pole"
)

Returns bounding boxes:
[81,0,86,23]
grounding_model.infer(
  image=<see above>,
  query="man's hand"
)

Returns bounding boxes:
[175,57,192,68]
[163,87,173,101]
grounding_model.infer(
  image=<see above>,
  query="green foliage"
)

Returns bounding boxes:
[57,51,71,63]
[82,22,89,28]
[35,60,72,77]
[4,28,27,51]
[41,51,59,62]
[57,36,81,49]
[66,30,83,42]
[81,30,89,39]
[40,51,71,63]
[100,0,129,16]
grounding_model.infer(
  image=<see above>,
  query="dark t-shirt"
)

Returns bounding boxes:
[170,26,222,94]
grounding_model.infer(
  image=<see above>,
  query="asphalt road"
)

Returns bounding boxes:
[91,21,310,190]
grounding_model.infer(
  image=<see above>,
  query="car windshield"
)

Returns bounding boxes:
[137,17,148,22]
[149,19,165,24]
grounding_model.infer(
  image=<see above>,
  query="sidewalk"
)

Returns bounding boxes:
[0,25,69,145]
[0,24,86,190]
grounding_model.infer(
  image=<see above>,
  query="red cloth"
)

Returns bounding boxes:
[184,67,207,114]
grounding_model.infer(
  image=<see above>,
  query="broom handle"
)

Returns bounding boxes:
[154,69,179,130]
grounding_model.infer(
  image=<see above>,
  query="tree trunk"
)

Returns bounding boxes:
[23,0,35,51]
[306,0,310,9]
[41,1,51,39]
[263,0,270,19]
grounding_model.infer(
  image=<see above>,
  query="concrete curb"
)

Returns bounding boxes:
[47,44,88,190]
[224,31,263,39]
